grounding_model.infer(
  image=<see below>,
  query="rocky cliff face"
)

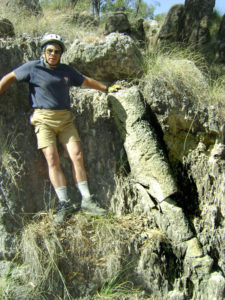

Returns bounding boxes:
[0,32,225,299]
[157,0,215,46]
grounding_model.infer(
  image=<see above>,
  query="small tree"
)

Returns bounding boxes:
[91,0,104,17]
[101,0,155,20]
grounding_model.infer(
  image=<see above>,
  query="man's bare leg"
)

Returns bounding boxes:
[42,145,70,204]
[63,141,106,215]
[42,144,66,188]
[42,144,73,223]
[63,141,87,184]
[63,141,92,199]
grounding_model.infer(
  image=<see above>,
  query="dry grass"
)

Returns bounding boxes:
[0,129,24,189]
[142,45,225,120]
[1,6,102,44]
[209,76,225,104]
[208,76,225,119]
[0,211,155,299]
[143,46,209,101]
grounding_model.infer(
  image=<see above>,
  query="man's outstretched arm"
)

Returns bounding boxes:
[83,76,123,93]
[0,72,17,95]
[82,76,107,92]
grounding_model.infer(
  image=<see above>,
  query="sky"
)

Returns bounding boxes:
[149,0,225,15]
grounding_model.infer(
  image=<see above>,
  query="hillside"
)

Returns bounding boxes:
[0,0,225,299]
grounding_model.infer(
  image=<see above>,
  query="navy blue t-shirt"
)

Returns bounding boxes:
[14,60,85,109]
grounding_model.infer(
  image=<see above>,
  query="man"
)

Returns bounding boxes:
[0,33,120,223]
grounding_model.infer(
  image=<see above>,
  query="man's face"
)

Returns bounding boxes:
[42,44,62,67]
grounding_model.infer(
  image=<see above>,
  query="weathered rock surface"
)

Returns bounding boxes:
[104,11,130,35]
[185,142,225,274]
[182,0,215,46]
[158,0,215,47]
[69,11,98,27]
[62,33,143,82]
[108,87,178,202]
[143,19,159,50]
[69,88,123,208]
[157,4,184,43]
[0,40,48,259]
[0,18,14,37]
[143,59,220,162]
[217,14,225,41]
[1,33,225,299]
[215,15,225,61]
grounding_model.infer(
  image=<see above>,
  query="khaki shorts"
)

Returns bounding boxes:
[30,109,80,149]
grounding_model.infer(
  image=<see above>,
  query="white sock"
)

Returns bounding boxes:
[76,181,91,199]
[55,186,69,203]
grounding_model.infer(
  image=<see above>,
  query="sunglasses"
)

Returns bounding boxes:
[46,48,61,55]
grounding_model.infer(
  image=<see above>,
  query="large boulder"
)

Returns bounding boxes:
[129,18,146,46]
[108,87,178,202]
[69,88,123,208]
[158,0,215,47]
[217,14,225,41]
[143,19,160,49]
[214,15,225,61]
[157,4,184,43]
[63,33,143,82]
[0,18,14,37]
[68,11,98,27]
[104,11,130,35]
[182,0,215,46]
[143,59,219,163]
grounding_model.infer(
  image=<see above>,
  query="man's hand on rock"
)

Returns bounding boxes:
[107,84,124,93]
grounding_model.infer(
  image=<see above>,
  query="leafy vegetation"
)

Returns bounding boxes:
[0,0,158,41]
[40,0,156,19]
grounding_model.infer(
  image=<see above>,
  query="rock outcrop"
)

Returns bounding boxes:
[217,14,225,41]
[69,11,98,27]
[108,85,225,299]
[158,0,215,47]
[215,14,225,61]
[104,10,130,35]
[1,31,225,299]
[0,18,14,37]
[157,4,184,43]
[63,33,143,82]
[108,87,178,202]
[182,0,215,46]
[143,19,159,50]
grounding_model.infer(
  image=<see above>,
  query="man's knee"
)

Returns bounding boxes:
[71,149,84,164]
[64,141,84,164]
[42,147,60,168]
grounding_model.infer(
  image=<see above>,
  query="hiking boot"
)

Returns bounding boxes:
[53,201,75,225]
[81,196,106,216]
